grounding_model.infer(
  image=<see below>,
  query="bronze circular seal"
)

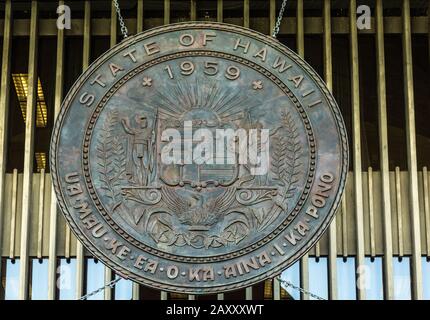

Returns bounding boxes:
[51,22,348,294]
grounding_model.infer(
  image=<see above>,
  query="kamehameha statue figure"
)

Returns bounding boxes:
[121,111,157,186]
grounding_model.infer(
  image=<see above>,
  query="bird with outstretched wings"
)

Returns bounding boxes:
[160,186,237,227]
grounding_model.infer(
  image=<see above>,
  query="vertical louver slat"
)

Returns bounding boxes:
[401,0,423,300]
[19,0,39,300]
[47,0,65,300]
[323,0,337,301]
[375,0,394,300]
[0,1,13,292]
[349,0,365,301]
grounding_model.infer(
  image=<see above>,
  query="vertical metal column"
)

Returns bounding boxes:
[111,0,117,46]
[375,0,394,300]
[36,169,45,259]
[104,268,113,300]
[349,0,365,300]
[0,0,13,293]
[132,281,140,300]
[190,0,197,21]
[48,0,65,300]
[217,0,223,23]
[19,0,39,300]
[401,0,423,300]
[423,167,430,258]
[341,196,348,259]
[296,0,304,54]
[368,167,376,259]
[164,0,170,25]
[395,167,404,258]
[137,0,144,33]
[9,169,17,260]
[269,0,276,35]
[243,0,250,28]
[323,0,338,301]
[83,0,91,101]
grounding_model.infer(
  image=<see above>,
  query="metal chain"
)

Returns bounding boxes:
[78,277,324,300]
[115,0,284,39]
[113,0,128,39]
[272,0,288,38]
[278,278,326,300]
[78,277,122,300]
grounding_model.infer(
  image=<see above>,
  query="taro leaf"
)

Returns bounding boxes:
[204,236,214,249]
[222,221,249,245]
[147,217,173,243]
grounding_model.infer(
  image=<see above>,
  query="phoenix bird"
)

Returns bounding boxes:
[161,186,237,228]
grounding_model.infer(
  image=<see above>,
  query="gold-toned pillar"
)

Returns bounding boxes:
[36,169,45,259]
[245,287,252,300]
[137,0,144,33]
[190,0,197,21]
[367,167,376,259]
[19,0,39,300]
[296,0,304,55]
[349,0,365,300]
[341,196,348,258]
[164,0,170,25]
[111,0,118,46]
[269,0,276,35]
[83,1,91,68]
[9,169,17,260]
[401,0,423,300]
[48,0,66,300]
[423,167,430,258]
[104,268,113,300]
[217,0,223,22]
[243,0,249,28]
[132,282,140,300]
[0,0,13,291]
[375,0,394,300]
[64,220,71,259]
[273,276,281,300]
[323,0,337,301]
[395,167,404,258]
